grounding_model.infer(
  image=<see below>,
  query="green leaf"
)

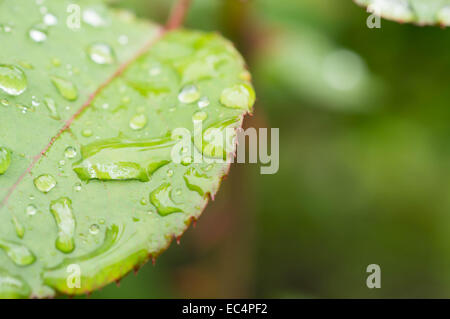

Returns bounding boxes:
[354,0,450,26]
[0,0,254,298]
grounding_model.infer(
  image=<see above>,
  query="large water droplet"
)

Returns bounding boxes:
[129,114,147,130]
[0,239,36,266]
[150,183,183,216]
[51,76,78,101]
[194,118,239,159]
[28,26,47,43]
[87,43,115,65]
[34,174,57,193]
[49,197,76,253]
[178,85,200,104]
[0,147,11,175]
[183,167,211,196]
[73,136,175,182]
[0,64,27,96]
[220,83,255,111]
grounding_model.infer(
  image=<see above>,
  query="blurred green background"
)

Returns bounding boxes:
[86,0,450,298]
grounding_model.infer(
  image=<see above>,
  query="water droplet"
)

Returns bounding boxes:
[26,204,37,216]
[73,182,82,192]
[43,13,58,26]
[0,99,9,106]
[150,183,183,216]
[72,136,174,182]
[0,147,12,175]
[49,197,76,253]
[184,167,211,196]
[44,96,60,119]
[0,24,12,33]
[11,216,25,239]
[64,146,77,159]
[89,224,100,235]
[178,84,200,104]
[28,26,47,43]
[83,9,106,27]
[87,43,115,65]
[82,128,93,137]
[118,35,128,45]
[220,83,255,110]
[51,76,78,101]
[0,239,35,266]
[166,169,174,177]
[192,111,207,122]
[149,66,161,76]
[51,57,61,67]
[0,64,27,96]
[198,96,210,108]
[34,174,57,193]
[0,269,30,298]
[195,118,239,159]
[129,114,147,130]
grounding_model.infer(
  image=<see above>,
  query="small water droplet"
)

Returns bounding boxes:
[118,35,128,45]
[82,129,93,137]
[33,174,57,193]
[83,9,106,27]
[149,66,161,76]
[89,224,100,235]
[129,114,147,130]
[28,26,47,43]
[73,182,82,192]
[198,96,210,108]
[192,111,207,122]
[43,13,58,26]
[0,64,27,96]
[166,169,174,177]
[0,147,12,175]
[11,216,25,239]
[0,99,9,106]
[178,84,200,104]
[64,146,77,159]
[87,43,115,65]
[26,204,37,216]
[44,96,60,119]
[51,76,78,101]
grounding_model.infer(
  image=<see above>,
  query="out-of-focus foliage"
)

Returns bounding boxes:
[93,0,450,298]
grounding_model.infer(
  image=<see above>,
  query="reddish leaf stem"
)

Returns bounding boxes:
[166,0,192,30]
